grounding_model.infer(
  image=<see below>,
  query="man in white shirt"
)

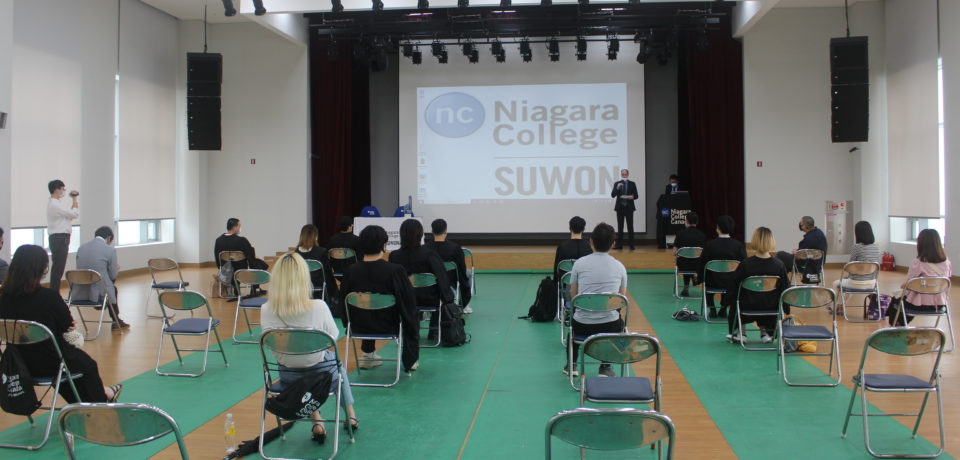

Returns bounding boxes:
[567,222,628,378]
[47,179,79,291]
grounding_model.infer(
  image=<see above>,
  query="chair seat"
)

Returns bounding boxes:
[584,376,654,401]
[239,297,268,308]
[676,270,697,276]
[417,305,439,312]
[351,332,399,340]
[572,333,589,343]
[740,309,779,317]
[704,287,726,295]
[782,325,833,340]
[70,299,103,307]
[857,373,934,390]
[33,372,85,386]
[840,286,876,294]
[903,306,947,315]
[152,281,188,290]
[165,318,219,334]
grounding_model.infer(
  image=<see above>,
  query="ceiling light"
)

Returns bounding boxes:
[403,42,414,57]
[412,50,422,65]
[458,0,469,7]
[500,0,511,7]
[541,0,552,5]
[636,40,650,64]
[607,37,619,60]
[439,50,448,64]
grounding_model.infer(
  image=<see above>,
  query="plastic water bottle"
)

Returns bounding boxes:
[224,413,237,453]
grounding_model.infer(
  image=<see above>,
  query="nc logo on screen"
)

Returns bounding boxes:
[425,92,485,138]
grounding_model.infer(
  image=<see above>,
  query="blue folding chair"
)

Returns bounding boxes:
[232,269,270,344]
[155,290,229,377]
[776,286,840,386]
[838,262,881,323]
[673,247,702,298]
[701,259,739,324]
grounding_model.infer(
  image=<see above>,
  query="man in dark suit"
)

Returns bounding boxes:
[673,212,706,296]
[776,215,829,283]
[697,215,747,318]
[664,174,682,195]
[610,168,639,250]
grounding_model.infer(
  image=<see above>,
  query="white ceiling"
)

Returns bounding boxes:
[140,0,251,23]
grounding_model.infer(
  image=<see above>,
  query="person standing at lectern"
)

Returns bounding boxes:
[610,169,639,250]
[664,174,682,195]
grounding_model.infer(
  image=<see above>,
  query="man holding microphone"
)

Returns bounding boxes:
[610,168,639,250]
[47,179,79,291]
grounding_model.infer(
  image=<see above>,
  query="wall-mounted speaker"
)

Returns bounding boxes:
[187,52,222,150]
[830,36,868,143]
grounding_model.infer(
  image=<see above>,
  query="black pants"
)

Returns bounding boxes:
[682,275,695,287]
[351,307,420,371]
[729,305,788,335]
[48,233,71,290]
[31,350,108,403]
[616,211,635,248]
[572,317,624,358]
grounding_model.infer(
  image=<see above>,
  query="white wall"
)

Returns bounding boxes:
[941,1,960,267]
[0,0,10,262]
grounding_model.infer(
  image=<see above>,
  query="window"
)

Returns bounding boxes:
[9,226,81,253]
[117,219,174,247]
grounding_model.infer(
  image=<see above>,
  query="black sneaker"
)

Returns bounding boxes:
[708,309,718,319]
[562,364,579,377]
[598,364,615,377]
[719,308,728,318]
[680,288,690,297]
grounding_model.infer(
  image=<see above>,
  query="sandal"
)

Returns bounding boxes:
[311,422,326,445]
[108,384,123,402]
[344,417,359,433]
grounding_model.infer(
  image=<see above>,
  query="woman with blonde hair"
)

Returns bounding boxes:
[724,227,790,344]
[261,252,358,444]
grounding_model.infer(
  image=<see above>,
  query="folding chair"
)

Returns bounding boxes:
[673,247,702,298]
[462,247,476,295]
[145,258,188,319]
[0,320,82,451]
[776,286,840,386]
[701,260,739,324]
[442,261,460,304]
[545,408,675,460]
[57,403,188,460]
[841,327,946,458]
[304,259,327,300]
[155,290,229,377]
[217,251,246,298]
[734,276,781,351]
[259,329,354,460]
[580,333,661,411]
[838,262,881,323]
[233,269,270,344]
[555,259,576,323]
[558,272,573,347]
[567,293,630,390]
[65,270,113,340]
[328,248,357,282]
[410,273,441,348]
[896,276,954,352]
[791,249,824,286]
[343,292,403,387]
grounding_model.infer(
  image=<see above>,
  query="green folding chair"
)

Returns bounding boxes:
[304,258,327,300]
[462,247,476,295]
[233,269,270,344]
[545,408,675,460]
[567,293,629,390]
[344,292,403,387]
[701,259,739,324]
[734,275,781,351]
[58,403,188,459]
[673,247,702,298]
[410,273,441,348]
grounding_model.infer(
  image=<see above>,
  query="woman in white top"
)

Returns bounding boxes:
[832,220,883,294]
[261,252,358,443]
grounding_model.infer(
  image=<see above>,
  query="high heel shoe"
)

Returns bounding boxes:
[312,422,326,444]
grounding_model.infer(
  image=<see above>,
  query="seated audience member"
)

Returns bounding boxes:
[327,216,361,275]
[296,224,339,305]
[832,220,882,297]
[895,229,952,322]
[724,227,790,344]
[0,227,8,283]
[390,219,454,340]
[567,222,627,378]
[776,215,828,283]
[74,226,129,330]
[673,212,706,296]
[261,253,358,442]
[214,217,269,271]
[696,215,747,318]
[0,245,123,403]
[553,216,592,280]
[339,225,420,372]
[425,218,472,312]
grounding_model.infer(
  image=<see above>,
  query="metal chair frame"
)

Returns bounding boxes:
[700,260,740,324]
[145,257,188,319]
[558,272,573,347]
[155,290,229,377]
[841,327,946,458]
[734,276,781,351]
[258,328,354,460]
[233,269,271,344]
[545,408,675,460]
[57,402,189,459]
[838,262,882,323]
[791,248,825,286]
[673,247,703,298]
[410,273,441,348]
[776,286,841,386]
[304,259,327,301]
[555,259,576,324]
[343,292,403,387]
[579,333,661,410]
[896,276,954,352]
[217,251,246,298]
[442,261,461,304]
[65,269,112,340]
[0,319,82,451]
[462,247,476,295]
[567,293,630,391]
[328,248,357,282]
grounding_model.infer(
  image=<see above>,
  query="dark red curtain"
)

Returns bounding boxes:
[310,41,371,243]
[677,22,745,242]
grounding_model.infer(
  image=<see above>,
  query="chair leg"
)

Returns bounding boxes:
[232,302,243,343]
[212,326,229,366]
[841,380,860,437]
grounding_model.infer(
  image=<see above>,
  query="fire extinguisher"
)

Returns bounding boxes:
[881,252,895,271]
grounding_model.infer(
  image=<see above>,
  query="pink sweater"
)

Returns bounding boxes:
[904,258,952,306]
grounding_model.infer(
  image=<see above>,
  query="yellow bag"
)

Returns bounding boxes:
[790,316,818,353]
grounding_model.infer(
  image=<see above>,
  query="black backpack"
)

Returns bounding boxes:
[440,303,470,347]
[521,277,558,322]
[0,344,41,416]
[265,372,332,420]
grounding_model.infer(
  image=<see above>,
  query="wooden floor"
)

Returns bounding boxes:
[0,248,957,459]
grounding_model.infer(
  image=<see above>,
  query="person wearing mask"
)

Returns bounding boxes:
[776,215,828,284]
[74,226,129,330]
[696,215,747,318]
[46,179,79,291]
[724,227,790,344]
[664,174,682,195]
[389,219,454,341]
[425,218,472,313]
[610,169,639,250]
[673,212,706,297]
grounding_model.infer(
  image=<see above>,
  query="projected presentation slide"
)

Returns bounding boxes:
[415,83,627,205]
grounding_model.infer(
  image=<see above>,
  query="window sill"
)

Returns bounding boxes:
[116,241,174,249]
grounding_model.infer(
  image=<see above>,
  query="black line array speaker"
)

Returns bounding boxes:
[830,37,868,143]
[187,52,222,150]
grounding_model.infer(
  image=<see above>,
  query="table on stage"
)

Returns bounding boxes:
[354,216,423,251]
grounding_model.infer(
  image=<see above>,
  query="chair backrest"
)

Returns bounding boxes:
[556,259,576,275]
[840,261,880,280]
[704,259,739,275]
[795,249,824,262]
[329,247,357,261]
[570,293,629,319]
[409,273,437,289]
[260,328,338,365]
[443,261,457,273]
[738,276,780,294]
[779,286,836,311]
[866,327,945,357]
[66,269,104,287]
[344,292,397,312]
[462,247,475,268]
[581,333,660,367]
[158,290,210,313]
[559,272,572,290]
[304,259,325,275]
[675,247,702,261]
[903,276,951,296]
[58,403,188,459]
[147,258,184,284]
[219,251,246,263]
[235,269,270,287]
[545,408,675,459]
[0,319,58,346]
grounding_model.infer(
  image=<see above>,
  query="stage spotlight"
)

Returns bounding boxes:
[458,0,469,7]
[402,42,414,57]
[696,27,709,51]
[439,50,449,63]
[519,39,532,62]
[607,37,619,60]
[500,0,511,7]
[636,40,650,64]
[432,41,448,63]
[331,0,344,13]
[548,36,559,61]
[418,0,429,9]
[221,0,236,17]
[575,36,587,61]
[491,40,505,62]
[412,50,422,65]
[372,0,384,11]
[252,0,266,15]
[468,49,479,63]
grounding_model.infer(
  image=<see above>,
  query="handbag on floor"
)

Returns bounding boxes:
[265,372,332,421]
[440,302,470,347]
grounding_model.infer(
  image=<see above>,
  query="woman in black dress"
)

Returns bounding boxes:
[724,227,790,344]
[295,224,339,307]
[388,219,454,339]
